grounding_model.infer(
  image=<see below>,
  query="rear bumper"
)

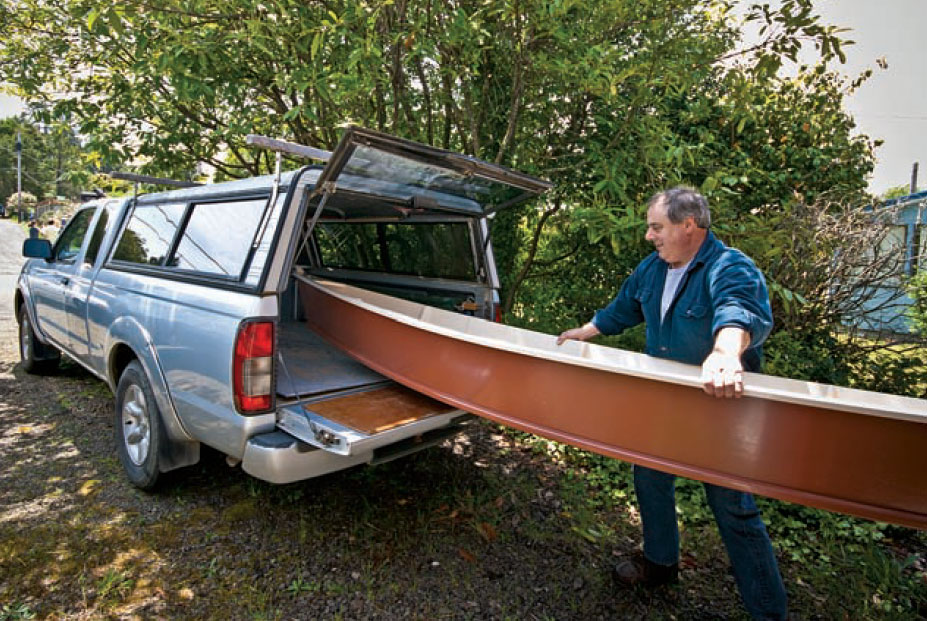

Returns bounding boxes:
[241,431,370,483]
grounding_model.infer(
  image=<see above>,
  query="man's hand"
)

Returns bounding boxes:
[556,322,601,345]
[701,326,750,398]
[700,351,744,398]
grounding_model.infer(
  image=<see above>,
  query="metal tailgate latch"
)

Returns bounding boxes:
[307,417,338,448]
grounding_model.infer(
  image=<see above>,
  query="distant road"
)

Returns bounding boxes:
[0,219,26,340]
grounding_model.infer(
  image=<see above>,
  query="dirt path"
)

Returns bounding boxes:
[0,219,26,337]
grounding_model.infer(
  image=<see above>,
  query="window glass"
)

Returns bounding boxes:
[112,203,186,266]
[170,199,267,276]
[317,221,476,280]
[317,223,385,272]
[53,208,96,263]
[244,194,286,285]
[84,208,110,266]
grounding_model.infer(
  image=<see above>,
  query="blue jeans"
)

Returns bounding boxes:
[634,465,788,620]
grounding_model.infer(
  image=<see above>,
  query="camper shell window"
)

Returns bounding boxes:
[171,198,267,277]
[112,203,185,266]
[108,194,281,286]
[316,221,478,281]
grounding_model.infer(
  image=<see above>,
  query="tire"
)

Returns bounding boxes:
[18,305,59,374]
[115,360,163,490]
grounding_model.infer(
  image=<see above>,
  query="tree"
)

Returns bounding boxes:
[881,184,921,201]
[1,0,849,175]
[0,116,86,204]
[4,0,896,391]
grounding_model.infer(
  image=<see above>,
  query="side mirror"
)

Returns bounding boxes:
[22,238,52,260]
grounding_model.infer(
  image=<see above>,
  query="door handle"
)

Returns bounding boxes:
[60,277,70,286]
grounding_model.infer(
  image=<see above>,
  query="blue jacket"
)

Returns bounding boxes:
[592,231,773,372]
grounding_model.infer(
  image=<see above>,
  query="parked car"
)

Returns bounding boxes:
[15,127,550,489]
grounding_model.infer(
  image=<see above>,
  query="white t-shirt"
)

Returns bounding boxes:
[661,261,691,321]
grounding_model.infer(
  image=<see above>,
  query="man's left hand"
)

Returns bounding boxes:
[700,351,744,398]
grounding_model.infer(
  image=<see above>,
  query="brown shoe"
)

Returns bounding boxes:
[613,553,679,587]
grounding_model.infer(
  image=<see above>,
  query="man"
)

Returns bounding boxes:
[557,186,787,620]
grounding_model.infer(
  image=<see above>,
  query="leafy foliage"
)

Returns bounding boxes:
[908,271,927,337]
[0,117,86,204]
[2,2,864,238]
[881,184,922,201]
[6,191,37,207]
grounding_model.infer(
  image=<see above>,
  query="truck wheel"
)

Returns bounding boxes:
[18,305,59,374]
[115,361,163,490]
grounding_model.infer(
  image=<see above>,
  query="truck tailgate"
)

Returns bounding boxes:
[277,383,460,456]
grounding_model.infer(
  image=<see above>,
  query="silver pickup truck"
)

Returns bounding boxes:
[15,127,550,489]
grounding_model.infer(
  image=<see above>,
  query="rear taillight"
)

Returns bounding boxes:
[233,320,275,414]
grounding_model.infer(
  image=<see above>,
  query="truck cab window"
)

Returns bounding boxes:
[84,208,110,266]
[53,208,95,263]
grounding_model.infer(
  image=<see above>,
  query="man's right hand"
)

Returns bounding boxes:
[556,322,601,345]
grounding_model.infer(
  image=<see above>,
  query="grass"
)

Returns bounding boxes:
[510,427,927,619]
[0,604,35,621]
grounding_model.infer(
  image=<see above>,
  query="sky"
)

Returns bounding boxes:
[808,0,927,194]
[1,0,924,195]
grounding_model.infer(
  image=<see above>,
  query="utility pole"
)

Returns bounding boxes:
[15,131,22,222]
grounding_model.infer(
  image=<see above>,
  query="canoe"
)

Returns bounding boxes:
[296,275,927,530]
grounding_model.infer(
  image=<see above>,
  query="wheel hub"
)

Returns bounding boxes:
[121,385,151,466]
[20,314,32,361]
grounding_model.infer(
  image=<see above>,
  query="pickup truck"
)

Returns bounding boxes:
[16,127,550,489]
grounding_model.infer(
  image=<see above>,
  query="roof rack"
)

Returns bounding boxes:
[109,172,203,188]
[245,134,332,162]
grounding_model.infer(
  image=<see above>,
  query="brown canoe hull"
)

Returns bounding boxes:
[298,278,927,530]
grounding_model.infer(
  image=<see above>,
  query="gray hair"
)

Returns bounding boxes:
[648,186,711,229]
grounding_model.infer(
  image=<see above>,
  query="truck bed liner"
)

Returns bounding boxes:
[276,320,387,399]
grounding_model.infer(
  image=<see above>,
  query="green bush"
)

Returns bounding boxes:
[763,328,852,386]
[6,190,37,206]
[908,270,927,337]
[848,346,927,398]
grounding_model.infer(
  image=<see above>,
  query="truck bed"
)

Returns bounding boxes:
[276,319,457,439]
[276,320,388,399]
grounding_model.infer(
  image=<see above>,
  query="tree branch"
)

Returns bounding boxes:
[503,199,562,315]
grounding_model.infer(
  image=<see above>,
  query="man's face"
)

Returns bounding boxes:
[645,200,695,268]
